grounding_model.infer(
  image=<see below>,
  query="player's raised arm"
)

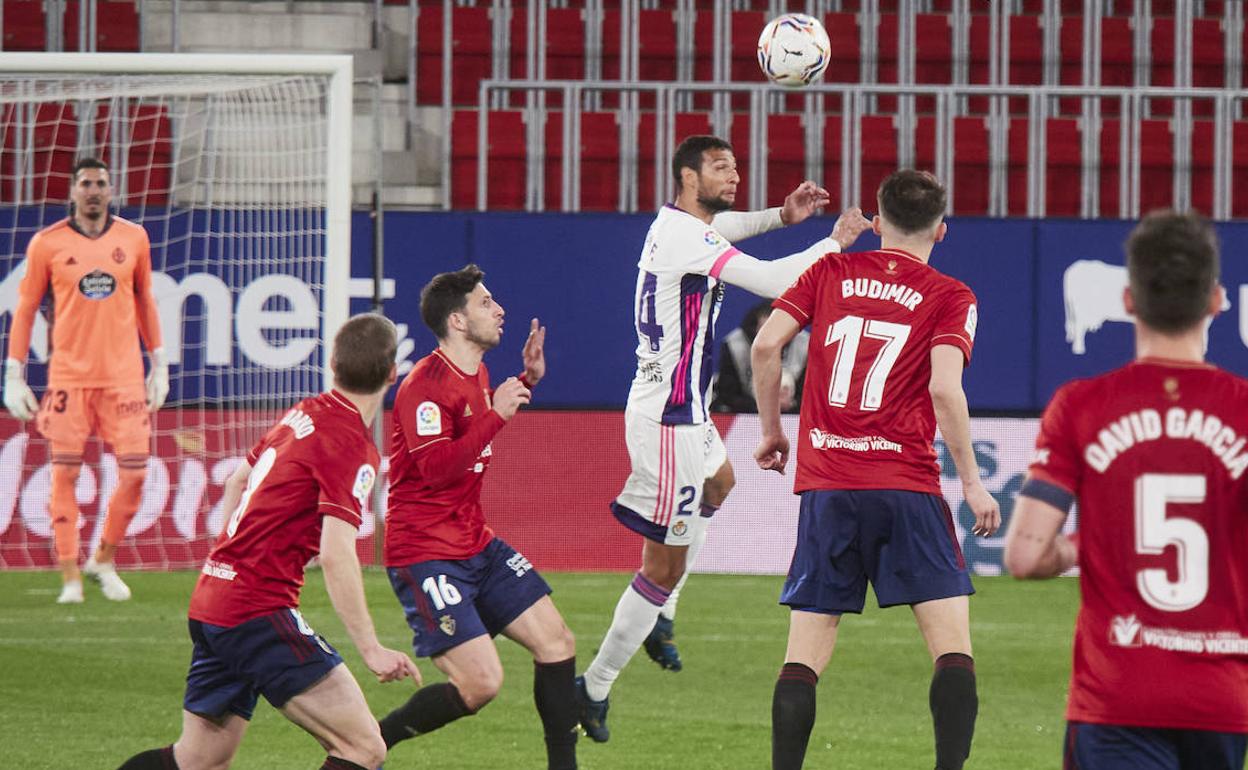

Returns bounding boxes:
[929,345,1000,536]
[320,516,421,685]
[717,207,872,298]
[751,309,803,474]
[518,317,546,388]
[711,181,831,241]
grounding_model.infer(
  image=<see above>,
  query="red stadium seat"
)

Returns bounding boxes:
[3,0,46,51]
[823,11,861,86]
[1139,118,1175,212]
[1006,117,1082,217]
[542,110,621,211]
[914,115,992,216]
[1233,121,1248,218]
[728,111,752,210]
[766,114,805,206]
[63,0,140,52]
[416,3,491,106]
[450,109,526,210]
[1190,119,1214,215]
[860,114,897,205]
[92,103,173,206]
[1191,18,1225,90]
[1150,17,1176,115]
[0,103,77,203]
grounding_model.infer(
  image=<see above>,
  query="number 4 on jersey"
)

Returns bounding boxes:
[638,272,664,351]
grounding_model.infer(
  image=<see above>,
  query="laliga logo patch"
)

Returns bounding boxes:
[439,614,456,636]
[352,463,377,510]
[416,401,442,436]
[964,304,978,340]
[78,269,117,300]
[703,229,723,247]
[111,247,126,264]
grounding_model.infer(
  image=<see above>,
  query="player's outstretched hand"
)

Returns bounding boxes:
[3,358,39,421]
[964,481,1001,537]
[364,645,423,686]
[492,377,532,421]
[830,207,873,251]
[754,432,790,474]
[780,180,831,226]
[522,318,547,386]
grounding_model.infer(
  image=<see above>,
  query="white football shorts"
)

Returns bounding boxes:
[612,406,728,546]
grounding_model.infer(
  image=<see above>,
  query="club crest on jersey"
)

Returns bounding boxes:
[1164,377,1180,402]
[672,521,688,536]
[78,269,117,300]
[886,259,898,274]
[352,463,377,511]
[439,614,456,636]
[416,401,442,436]
[111,247,126,264]
[703,229,723,247]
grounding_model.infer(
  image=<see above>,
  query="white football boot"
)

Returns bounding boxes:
[56,579,84,604]
[83,558,132,601]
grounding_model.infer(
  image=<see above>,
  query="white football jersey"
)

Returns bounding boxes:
[627,204,741,425]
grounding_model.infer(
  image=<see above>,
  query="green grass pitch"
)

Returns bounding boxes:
[0,571,1078,769]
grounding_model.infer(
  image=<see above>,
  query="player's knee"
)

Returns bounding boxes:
[347,730,387,769]
[456,666,504,710]
[538,624,575,661]
[118,463,148,490]
[50,462,82,494]
[641,562,685,591]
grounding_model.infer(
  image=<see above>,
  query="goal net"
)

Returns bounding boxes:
[0,54,354,570]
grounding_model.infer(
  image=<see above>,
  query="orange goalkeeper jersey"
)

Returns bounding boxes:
[6,216,162,387]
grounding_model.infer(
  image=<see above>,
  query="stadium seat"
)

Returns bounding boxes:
[1234,120,1248,219]
[860,114,897,206]
[1190,118,1214,215]
[1150,16,1175,115]
[416,3,492,106]
[1139,118,1175,212]
[823,11,861,86]
[450,109,526,210]
[542,110,621,211]
[63,0,140,52]
[3,0,46,51]
[914,115,992,216]
[1006,117,1082,217]
[765,113,805,207]
[0,103,77,203]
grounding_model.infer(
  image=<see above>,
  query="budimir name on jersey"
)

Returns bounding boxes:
[840,278,924,311]
[1083,407,1248,479]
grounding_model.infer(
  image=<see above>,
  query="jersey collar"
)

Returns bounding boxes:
[68,214,114,240]
[1133,356,1216,370]
[878,247,926,265]
[326,389,362,415]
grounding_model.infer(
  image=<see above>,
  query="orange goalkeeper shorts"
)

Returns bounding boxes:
[36,384,151,456]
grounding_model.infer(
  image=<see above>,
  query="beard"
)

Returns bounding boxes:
[466,324,501,351]
[697,192,733,213]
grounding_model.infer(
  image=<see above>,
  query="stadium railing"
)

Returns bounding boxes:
[468,79,1244,220]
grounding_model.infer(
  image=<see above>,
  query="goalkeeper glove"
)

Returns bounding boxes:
[3,358,39,421]
[146,347,170,412]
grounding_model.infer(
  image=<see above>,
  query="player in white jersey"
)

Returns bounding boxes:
[578,134,871,742]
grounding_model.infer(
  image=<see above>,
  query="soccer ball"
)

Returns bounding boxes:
[757,13,832,88]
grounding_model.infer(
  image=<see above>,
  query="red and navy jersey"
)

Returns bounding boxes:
[189,391,380,628]
[1029,359,1248,732]
[774,248,977,495]
[385,349,504,565]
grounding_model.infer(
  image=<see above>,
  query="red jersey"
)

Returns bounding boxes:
[1029,359,1248,732]
[385,349,505,565]
[774,248,977,495]
[188,391,380,627]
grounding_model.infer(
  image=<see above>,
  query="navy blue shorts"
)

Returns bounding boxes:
[183,608,343,720]
[1064,722,1248,769]
[387,537,552,658]
[780,489,973,614]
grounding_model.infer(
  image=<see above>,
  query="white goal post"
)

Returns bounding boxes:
[0,53,355,569]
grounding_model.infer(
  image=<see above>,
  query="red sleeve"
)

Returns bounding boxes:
[930,285,977,364]
[397,378,506,486]
[132,229,163,351]
[314,436,376,528]
[7,231,51,363]
[772,256,828,327]
[1027,384,1081,495]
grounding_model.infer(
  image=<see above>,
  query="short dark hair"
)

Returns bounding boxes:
[1126,210,1219,334]
[332,313,397,394]
[877,169,947,234]
[672,135,733,184]
[420,264,485,340]
[72,157,109,182]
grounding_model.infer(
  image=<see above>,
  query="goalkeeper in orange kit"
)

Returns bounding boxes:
[3,157,168,604]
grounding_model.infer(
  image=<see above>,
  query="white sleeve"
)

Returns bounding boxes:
[716,237,841,298]
[711,207,785,243]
